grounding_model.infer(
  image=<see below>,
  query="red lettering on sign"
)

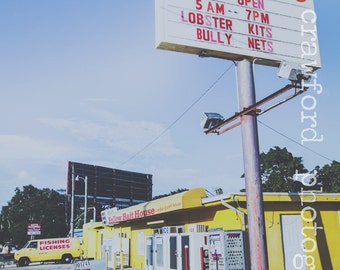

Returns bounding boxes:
[225,33,232,45]
[246,9,269,24]
[134,208,155,218]
[248,23,272,38]
[197,28,224,44]
[196,0,203,10]
[181,11,232,31]
[207,2,225,14]
[248,37,273,52]
[238,0,265,10]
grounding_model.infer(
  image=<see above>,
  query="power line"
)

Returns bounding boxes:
[118,62,235,167]
[258,119,334,163]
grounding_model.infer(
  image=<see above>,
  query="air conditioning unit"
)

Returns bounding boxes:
[188,224,207,233]
[162,226,185,234]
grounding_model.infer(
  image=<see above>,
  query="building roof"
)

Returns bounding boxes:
[101,188,206,226]
[99,188,340,226]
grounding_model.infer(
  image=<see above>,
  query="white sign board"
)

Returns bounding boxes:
[74,259,106,270]
[155,0,321,68]
[27,223,41,235]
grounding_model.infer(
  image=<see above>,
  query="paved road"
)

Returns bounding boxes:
[2,262,141,270]
[3,262,74,269]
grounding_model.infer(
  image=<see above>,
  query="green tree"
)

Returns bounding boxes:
[152,188,188,200]
[317,161,340,192]
[260,146,307,192]
[0,185,68,247]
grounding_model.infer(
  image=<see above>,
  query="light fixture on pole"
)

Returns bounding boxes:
[88,207,96,222]
[200,112,224,130]
[80,206,96,223]
[75,175,88,225]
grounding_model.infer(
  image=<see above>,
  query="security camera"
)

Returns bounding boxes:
[277,62,313,83]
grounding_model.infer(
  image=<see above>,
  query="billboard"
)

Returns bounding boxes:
[66,161,152,210]
[155,0,321,68]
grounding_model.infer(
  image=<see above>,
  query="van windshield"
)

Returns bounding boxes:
[28,241,38,249]
[21,242,30,249]
[22,241,37,249]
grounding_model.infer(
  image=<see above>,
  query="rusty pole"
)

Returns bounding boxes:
[236,59,268,270]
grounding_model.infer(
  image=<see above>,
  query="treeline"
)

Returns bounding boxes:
[0,146,338,247]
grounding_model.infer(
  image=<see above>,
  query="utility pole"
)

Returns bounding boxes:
[84,176,88,225]
[76,175,88,225]
[70,164,75,238]
[236,59,268,270]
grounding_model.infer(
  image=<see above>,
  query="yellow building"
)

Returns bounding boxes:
[82,188,340,270]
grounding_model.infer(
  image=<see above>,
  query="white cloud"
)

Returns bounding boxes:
[0,135,76,206]
[0,135,72,163]
[39,111,180,158]
[17,170,29,178]
[0,114,182,207]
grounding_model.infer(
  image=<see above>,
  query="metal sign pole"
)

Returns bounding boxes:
[70,163,75,238]
[236,59,268,270]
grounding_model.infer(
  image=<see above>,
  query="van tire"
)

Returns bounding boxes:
[18,257,30,267]
[61,254,73,264]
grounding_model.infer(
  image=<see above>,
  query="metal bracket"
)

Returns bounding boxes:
[205,84,308,135]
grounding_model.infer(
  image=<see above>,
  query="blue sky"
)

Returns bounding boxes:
[1,0,339,207]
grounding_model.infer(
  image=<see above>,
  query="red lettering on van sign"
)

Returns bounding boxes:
[39,238,71,251]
